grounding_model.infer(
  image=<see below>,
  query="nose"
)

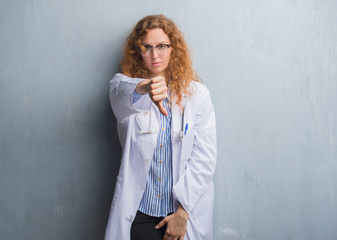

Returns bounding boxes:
[150,48,159,59]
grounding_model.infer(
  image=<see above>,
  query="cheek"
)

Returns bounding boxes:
[141,55,146,63]
[164,53,171,64]
[167,55,171,62]
[141,56,151,67]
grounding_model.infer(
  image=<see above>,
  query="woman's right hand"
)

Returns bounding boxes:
[135,76,168,116]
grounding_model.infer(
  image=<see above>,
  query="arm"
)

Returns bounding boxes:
[109,73,152,121]
[109,73,168,122]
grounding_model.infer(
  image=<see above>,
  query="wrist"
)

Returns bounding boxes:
[176,204,189,220]
[135,79,151,95]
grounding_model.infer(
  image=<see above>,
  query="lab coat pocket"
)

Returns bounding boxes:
[182,128,195,161]
[135,111,152,133]
[190,182,214,236]
[110,175,123,212]
[134,111,156,143]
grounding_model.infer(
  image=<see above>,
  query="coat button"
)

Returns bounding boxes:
[129,215,134,222]
[144,160,150,165]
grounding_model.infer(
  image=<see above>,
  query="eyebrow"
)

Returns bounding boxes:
[142,41,170,46]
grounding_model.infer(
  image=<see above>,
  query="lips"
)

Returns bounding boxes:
[152,62,162,66]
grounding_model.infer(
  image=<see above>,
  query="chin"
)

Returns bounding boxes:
[150,69,165,76]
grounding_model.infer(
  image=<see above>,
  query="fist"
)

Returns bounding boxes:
[135,76,168,116]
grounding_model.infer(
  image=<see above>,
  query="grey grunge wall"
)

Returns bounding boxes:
[1,0,337,239]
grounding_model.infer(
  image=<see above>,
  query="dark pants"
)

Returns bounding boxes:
[131,211,170,240]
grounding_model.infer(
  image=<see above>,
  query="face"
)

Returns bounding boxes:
[140,28,172,78]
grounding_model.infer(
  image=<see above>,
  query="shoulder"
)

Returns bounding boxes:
[189,81,211,100]
[183,81,213,111]
[110,73,144,85]
[111,73,126,82]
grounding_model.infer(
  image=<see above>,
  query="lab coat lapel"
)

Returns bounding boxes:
[171,94,189,134]
[171,94,189,185]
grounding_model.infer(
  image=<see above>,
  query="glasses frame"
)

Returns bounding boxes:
[139,44,172,56]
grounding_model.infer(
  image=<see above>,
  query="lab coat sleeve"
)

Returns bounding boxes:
[172,88,217,214]
[109,73,153,122]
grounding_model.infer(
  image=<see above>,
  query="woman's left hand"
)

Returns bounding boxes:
[155,204,189,240]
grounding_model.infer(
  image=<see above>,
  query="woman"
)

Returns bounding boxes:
[104,15,216,240]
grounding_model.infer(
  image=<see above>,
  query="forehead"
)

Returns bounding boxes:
[142,28,170,44]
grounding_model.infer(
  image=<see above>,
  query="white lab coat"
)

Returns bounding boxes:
[104,73,217,240]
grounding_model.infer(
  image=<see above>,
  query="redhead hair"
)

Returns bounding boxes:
[120,14,200,108]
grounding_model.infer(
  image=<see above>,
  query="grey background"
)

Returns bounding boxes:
[1,0,337,239]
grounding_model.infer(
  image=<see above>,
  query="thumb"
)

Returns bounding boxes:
[156,101,168,116]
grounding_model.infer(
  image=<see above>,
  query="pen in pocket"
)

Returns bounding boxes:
[184,123,188,135]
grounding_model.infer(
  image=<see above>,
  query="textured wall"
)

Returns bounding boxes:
[1,0,336,239]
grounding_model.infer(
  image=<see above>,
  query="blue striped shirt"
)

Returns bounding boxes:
[132,90,173,217]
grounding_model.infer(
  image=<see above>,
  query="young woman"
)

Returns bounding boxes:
[104,15,217,240]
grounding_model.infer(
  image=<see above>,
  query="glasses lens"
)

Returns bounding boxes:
[157,45,168,55]
[140,45,169,56]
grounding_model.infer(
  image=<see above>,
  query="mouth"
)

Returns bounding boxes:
[152,62,162,66]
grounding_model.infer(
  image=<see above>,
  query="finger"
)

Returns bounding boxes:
[151,80,166,90]
[170,235,177,240]
[151,92,168,102]
[150,86,168,97]
[151,77,166,88]
[163,233,173,240]
[151,76,165,83]
[156,101,168,116]
[150,89,168,102]
[155,217,168,229]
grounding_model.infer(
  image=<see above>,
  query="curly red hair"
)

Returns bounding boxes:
[120,14,200,108]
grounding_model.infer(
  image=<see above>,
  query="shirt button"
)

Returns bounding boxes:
[158,194,161,197]
[159,161,162,164]
[162,128,165,131]
[158,177,161,181]
[160,145,162,148]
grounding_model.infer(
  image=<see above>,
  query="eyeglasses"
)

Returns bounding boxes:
[139,44,171,56]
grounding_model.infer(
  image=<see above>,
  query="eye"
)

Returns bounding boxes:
[144,45,152,50]
[157,44,166,50]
